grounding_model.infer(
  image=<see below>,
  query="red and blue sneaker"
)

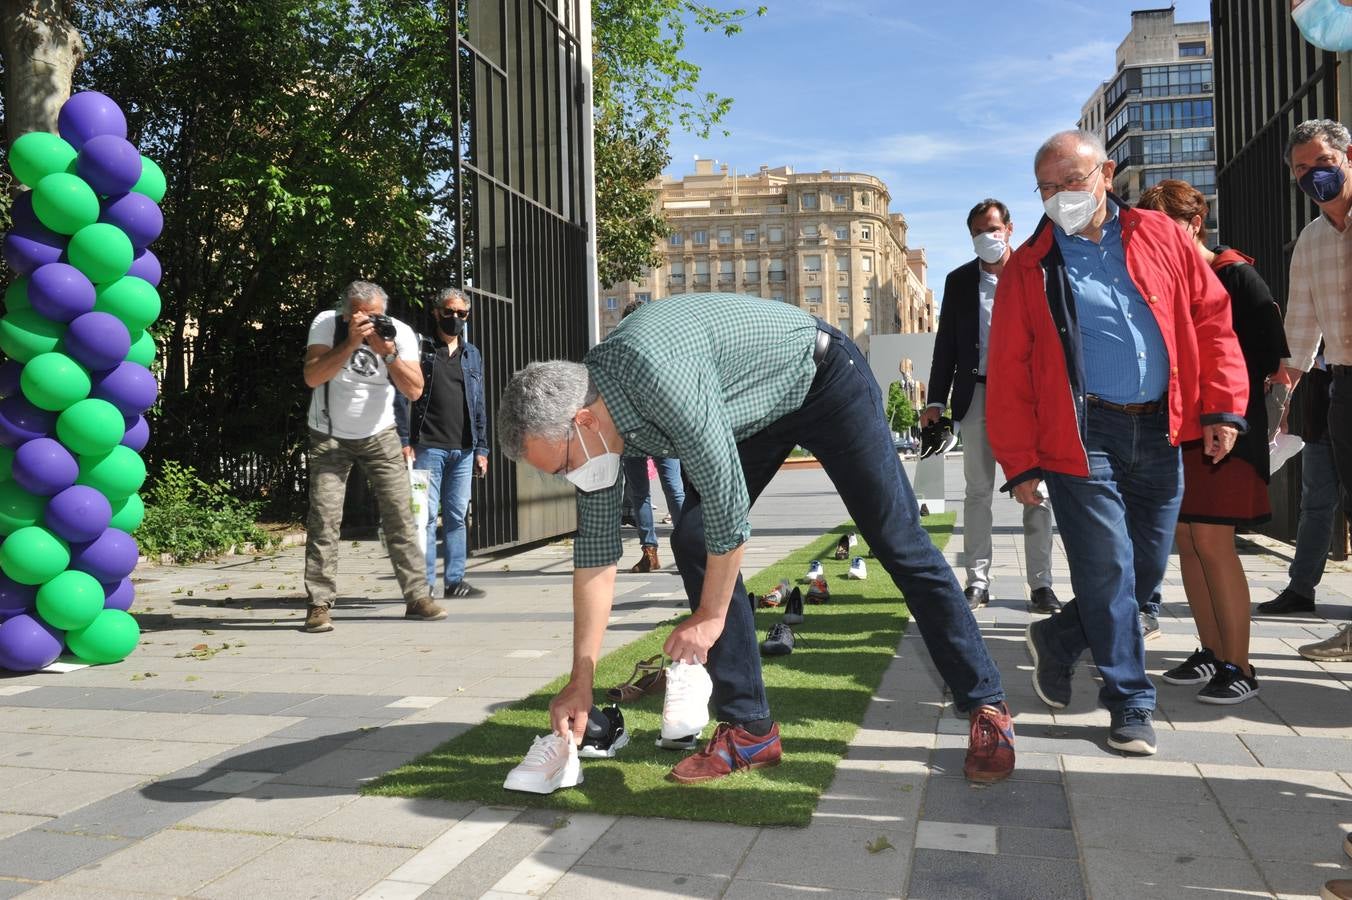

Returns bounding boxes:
[668,721,782,784]
[964,702,1015,783]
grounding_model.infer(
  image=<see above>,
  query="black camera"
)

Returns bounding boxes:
[368,313,398,340]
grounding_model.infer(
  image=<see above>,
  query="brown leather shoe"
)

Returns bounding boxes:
[305,605,334,633]
[1323,879,1352,900]
[404,597,448,620]
[965,702,1015,783]
[629,545,660,573]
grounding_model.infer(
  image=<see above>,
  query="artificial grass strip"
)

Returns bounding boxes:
[363,513,955,827]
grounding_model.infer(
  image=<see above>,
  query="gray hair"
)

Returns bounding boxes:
[498,361,599,460]
[341,280,387,313]
[436,287,470,308]
[1034,129,1108,171]
[1285,118,1352,164]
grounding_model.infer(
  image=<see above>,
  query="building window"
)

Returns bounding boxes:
[860,225,872,242]
[838,303,849,317]
[669,261,685,284]
[862,255,873,273]
[833,193,848,208]
[801,193,819,210]
[693,259,710,285]
[804,254,822,272]
[1179,40,1206,57]
[768,259,785,282]
[769,226,784,243]
[606,297,618,311]
[692,229,708,246]
[743,288,759,298]
[719,259,734,282]
[859,193,871,207]
[1142,165,1216,195]
[718,228,733,245]
[744,259,760,281]
[743,228,758,244]
[669,233,683,247]
[863,317,871,333]
[835,253,850,272]
[803,225,818,238]
[772,292,785,302]
[840,317,852,334]
[635,293,651,303]
[863,286,873,302]
[805,286,822,306]
[836,286,849,302]
[834,225,848,241]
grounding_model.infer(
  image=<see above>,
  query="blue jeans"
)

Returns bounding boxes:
[414,447,475,589]
[1041,407,1180,713]
[669,326,1005,723]
[622,456,685,546]
[1290,435,1339,598]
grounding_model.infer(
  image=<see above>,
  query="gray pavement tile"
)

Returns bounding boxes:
[0,879,31,899]
[1080,846,1270,900]
[1200,764,1352,815]
[0,814,47,841]
[1242,734,1352,771]
[421,809,560,899]
[1070,794,1247,858]
[735,822,911,893]
[905,849,1084,900]
[190,836,413,899]
[811,771,925,827]
[265,716,388,741]
[178,782,358,834]
[927,748,1063,783]
[196,692,325,716]
[60,828,282,895]
[4,883,170,899]
[271,748,420,789]
[123,691,233,714]
[997,825,1079,859]
[0,687,152,711]
[547,866,730,899]
[1228,805,1352,862]
[1061,757,1209,805]
[921,775,1070,829]
[576,817,757,878]
[723,880,896,899]
[0,829,131,881]
[1254,858,1352,899]
[39,785,222,838]
[299,796,473,848]
[0,771,147,818]
[274,694,410,719]
[195,736,350,774]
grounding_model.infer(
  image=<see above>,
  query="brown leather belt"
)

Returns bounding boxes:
[1086,394,1163,416]
[812,327,831,365]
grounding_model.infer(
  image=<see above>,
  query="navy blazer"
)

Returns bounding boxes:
[927,258,983,422]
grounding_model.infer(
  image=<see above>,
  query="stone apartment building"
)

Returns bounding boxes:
[599,160,936,353]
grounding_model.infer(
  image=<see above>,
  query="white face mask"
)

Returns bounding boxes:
[564,421,621,493]
[1042,168,1104,235]
[972,231,1008,264]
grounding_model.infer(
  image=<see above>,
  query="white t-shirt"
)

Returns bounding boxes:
[306,309,418,439]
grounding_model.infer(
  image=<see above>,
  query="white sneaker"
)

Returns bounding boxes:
[503,734,583,794]
[806,560,824,580]
[1269,432,1305,474]
[847,532,858,548]
[662,661,712,740]
[848,556,867,579]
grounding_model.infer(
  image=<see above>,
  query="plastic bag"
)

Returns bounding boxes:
[408,457,430,558]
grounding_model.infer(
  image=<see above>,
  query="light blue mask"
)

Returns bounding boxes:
[1293,0,1352,51]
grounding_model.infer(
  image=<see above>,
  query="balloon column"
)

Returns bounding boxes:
[0,91,163,671]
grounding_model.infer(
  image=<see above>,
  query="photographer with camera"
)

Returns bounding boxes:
[301,280,448,633]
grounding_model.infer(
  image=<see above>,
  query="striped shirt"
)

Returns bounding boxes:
[1285,212,1352,371]
[574,294,819,568]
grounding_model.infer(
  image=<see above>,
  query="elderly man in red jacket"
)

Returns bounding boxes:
[987,130,1247,756]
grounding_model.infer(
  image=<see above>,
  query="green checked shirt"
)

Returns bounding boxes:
[574,293,820,569]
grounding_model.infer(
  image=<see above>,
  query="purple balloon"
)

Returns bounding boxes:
[3,229,66,276]
[0,397,56,448]
[65,312,131,372]
[0,362,23,400]
[12,438,78,497]
[0,572,37,619]
[45,484,112,543]
[70,527,138,582]
[99,192,163,251]
[28,263,96,323]
[121,414,149,452]
[57,91,127,151]
[90,362,157,416]
[0,613,63,671]
[77,135,142,196]
[127,249,162,286]
[10,192,40,231]
[102,576,134,612]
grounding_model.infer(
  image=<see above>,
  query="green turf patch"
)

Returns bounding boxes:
[363,513,955,827]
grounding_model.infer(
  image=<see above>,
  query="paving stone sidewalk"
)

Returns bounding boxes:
[0,462,1350,899]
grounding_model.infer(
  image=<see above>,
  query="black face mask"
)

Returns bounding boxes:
[437,313,466,336]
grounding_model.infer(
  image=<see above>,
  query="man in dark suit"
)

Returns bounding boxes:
[922,199,1059,614]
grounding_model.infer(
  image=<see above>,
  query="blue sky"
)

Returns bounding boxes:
[664,0,1215,299]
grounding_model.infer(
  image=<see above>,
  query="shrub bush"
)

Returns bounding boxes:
[136,460,277,562]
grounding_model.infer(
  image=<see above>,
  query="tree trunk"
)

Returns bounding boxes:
[0,0,83,142]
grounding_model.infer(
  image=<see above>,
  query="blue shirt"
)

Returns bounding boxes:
[1053,201,1170,405]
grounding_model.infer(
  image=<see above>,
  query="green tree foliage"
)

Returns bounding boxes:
[885,381,917,432]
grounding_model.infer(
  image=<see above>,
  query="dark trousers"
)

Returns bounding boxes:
[1326,371,1352,534]
[669,326,1006,723]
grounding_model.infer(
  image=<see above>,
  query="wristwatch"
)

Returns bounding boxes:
[382,352,398,365]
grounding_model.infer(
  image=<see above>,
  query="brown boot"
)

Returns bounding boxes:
[629,545,660,573]
[305,605,334,633]
[405,597,448,620]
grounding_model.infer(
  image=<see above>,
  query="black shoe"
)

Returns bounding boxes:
[1197,662,1260,705]
[445,581,486,599]
[833,534,850,560]
[655,732,699,751]
[1139,612,1160,641]
[782,586,805,625]
[1256,588,1315,615]
[1026,619,1072,709]
[759,622,797,656]
[1028,587,1061,614]
[579,705,630,758]
[1108,707,1157,754]
[965,585,989,610]
[1161,646,1219,685]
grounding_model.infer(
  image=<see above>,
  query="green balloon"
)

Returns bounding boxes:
[0,309,65,363]
[126,330,157,367]
[21,352,91,412]
[109,491,145,533]
[56,398,125,456]
[77,445,146,500]
[132,155,166,203]
[36,569,104,631]
[4,277,32,313]
[94,277,160,333]
[0,525,69,585]
[0,447,14,481]
[0,479,45,535]
[9,132,78,189]
[66,607,140,664]
[67,223,133,284]
[32,172,100,235]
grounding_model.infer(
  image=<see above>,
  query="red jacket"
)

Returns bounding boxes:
[986,203,1248,488]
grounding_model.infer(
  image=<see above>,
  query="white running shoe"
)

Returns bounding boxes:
[848,556,867,580]
[503,733,583,794]
[806,559,824,580]
[847,532,858,548]
[1269,432,1305,474]
[662,661,713,740]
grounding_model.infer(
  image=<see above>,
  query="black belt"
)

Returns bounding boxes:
[812,326,831,366]
[1330,365,1352,378]
[1086,394,1163,416]
[974,375,987,384]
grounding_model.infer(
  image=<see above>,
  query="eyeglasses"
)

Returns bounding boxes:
[437,308,470,320]
[1034,162,1103,195]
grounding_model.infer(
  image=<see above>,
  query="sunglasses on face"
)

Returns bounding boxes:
[437,309,470,320]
